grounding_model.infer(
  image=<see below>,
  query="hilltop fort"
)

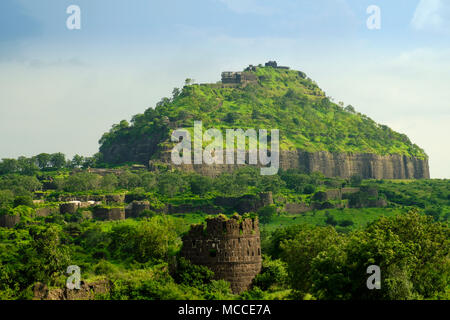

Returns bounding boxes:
[99,61,430,180]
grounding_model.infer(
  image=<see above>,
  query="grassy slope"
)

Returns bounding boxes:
[100,66,427,160]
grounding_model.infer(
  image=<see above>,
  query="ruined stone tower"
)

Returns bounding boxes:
[181,214,262,294]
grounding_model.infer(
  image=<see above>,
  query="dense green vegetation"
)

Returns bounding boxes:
[0,154,448,300]
[99,65,426,162]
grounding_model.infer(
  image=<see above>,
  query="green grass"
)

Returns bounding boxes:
[170,207,410,234]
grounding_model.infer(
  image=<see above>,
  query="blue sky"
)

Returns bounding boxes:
[0,0,449,178]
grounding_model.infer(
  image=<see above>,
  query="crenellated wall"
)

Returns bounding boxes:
[181,215,262,294]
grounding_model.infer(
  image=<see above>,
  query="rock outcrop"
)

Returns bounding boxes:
[33,280,110,300]
[282,150,430,179]
[150,149,429,179]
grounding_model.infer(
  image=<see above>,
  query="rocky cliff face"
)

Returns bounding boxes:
[151,149,429,179]
[281,150,430,179]
[101,131,166,164]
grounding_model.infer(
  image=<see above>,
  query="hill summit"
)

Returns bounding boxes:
[99,62,429,179]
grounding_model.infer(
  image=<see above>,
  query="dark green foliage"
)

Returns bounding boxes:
[173,257,214,288]
[350,174,363,187]
[13,195,33,208]
[0,175,42,193]
[303,184,316,194]
[279,212,449,300]
[338,219,354,227]
[281,225,342,297]
[257,205,277,224]
[189,174,212,195]
[63,172,102,192]
[325,215,338,226]
[253,255,288,290]
[0,151,448,300]
[312,191,327,201]
[0,190,14,208]
[118,170,142,189]
[20,226,71,285]
[50,153,66,170]
[157,172,189,197]
[101,174,119,192]
[107,218,178,263]
[266,224,308,259]
[239,286,265,300]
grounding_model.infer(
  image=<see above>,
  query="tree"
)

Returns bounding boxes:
[189,174,212,195]
[101,174,119,192]
[280,225,343,297]
[257,205,277,224]
[0,158,18,174]
[108,218,178,262]
[50,153,66,170]
[0,175,42,192]
[157,172,187,197]
[173,257,214,288]
[71,154,84,168]
[118,170,142,189]
[0,190,14,208]
[310,212,449,300]
[13,195,34,208]
[172,87,181,100]
[119,120,129,128]
[35,153,51,170]
[345,105,356,113]
[23,226,71,284]
[140,172,157,192]
[17,156,38,175]
[257,175,285,194]
[63,172,102,192]
[253,255,288,290]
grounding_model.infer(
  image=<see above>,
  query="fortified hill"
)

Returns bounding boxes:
[99,61,430,179]
[181,214,262,294]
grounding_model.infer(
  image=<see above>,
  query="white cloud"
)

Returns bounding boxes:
[411,0,450,32]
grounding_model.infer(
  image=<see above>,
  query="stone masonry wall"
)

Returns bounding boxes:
[181,215,262,294]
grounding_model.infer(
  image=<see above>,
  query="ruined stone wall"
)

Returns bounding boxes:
[92,207,125,221]
[0,215,20,228]
[181,215,262,294]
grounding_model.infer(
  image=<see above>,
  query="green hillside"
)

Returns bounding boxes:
[99,64,427,162]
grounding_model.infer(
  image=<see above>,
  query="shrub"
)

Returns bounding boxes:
[13,195,33,208]
[253,255,288,290]
[173,257,214,288]
[257,205,277,224]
